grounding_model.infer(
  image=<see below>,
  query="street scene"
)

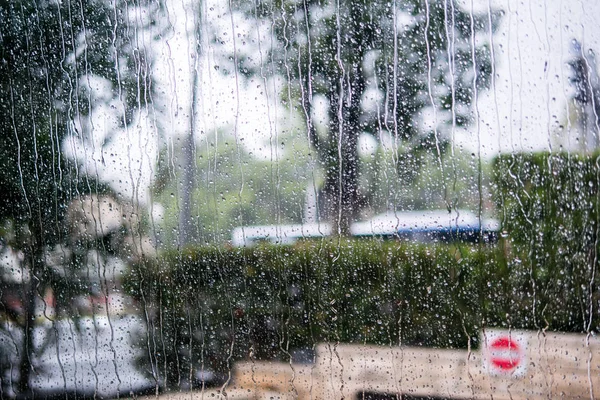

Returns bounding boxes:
[1,0,599,398]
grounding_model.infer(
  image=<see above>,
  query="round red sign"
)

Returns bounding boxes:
[489,337,522,372]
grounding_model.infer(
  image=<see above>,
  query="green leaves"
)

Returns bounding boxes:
[152,131,312,246]
[494,152,600,332]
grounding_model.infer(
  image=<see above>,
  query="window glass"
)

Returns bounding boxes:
[1,0,598,398]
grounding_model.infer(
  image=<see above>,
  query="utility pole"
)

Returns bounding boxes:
[179,0,202,247]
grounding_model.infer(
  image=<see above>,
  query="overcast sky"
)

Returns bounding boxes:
[462,0,600,158]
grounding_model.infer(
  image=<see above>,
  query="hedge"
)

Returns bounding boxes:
[124,241,594,388]
[494,152,600,332]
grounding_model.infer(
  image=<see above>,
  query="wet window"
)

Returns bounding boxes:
[0,0,598,399]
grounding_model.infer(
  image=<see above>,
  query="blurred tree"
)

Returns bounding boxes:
[361,143,486,214]
[153,130,311,247]
[234,0,499,234]
[568,39,600,151]
[0,0,159,395]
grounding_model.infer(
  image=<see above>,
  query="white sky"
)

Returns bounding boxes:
[71,0,600,203]
[459,0,600,158]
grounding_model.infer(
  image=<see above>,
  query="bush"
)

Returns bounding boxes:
[494,152,600,332]
[124,240,550,388]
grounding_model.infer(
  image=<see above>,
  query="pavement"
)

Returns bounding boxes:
[2,314,157,399]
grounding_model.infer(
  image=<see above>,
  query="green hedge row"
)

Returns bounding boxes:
[494,152,600,332]
[124,240,595,387]
[494,152,600,253]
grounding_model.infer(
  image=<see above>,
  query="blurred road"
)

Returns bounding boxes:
[3,313,157,399]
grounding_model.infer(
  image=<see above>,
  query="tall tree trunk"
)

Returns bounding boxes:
[317,1,369,236]
[179,128,195,247]
[324,68,365,236]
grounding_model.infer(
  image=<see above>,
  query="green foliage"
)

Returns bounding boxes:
[494,152,600,331]
[125,236,597,388]
[153,131,312,247]
[0,0,153,246]
[361,144,486,212]
[128,150,600,388]
[246,0,498,139]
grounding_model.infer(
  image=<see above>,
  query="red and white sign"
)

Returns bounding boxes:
[482,330,527,376]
